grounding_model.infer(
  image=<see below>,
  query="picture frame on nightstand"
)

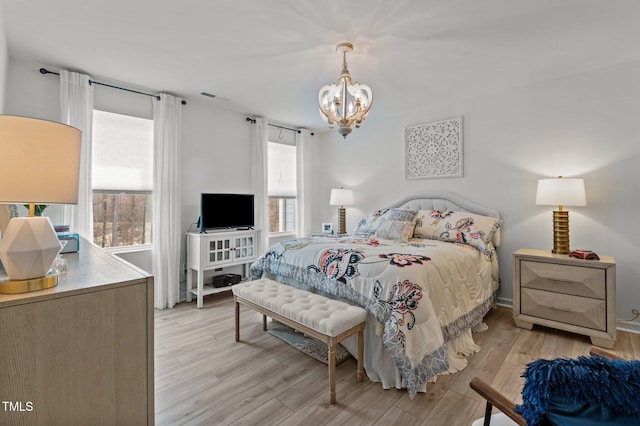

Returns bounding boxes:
[321,223,334,234]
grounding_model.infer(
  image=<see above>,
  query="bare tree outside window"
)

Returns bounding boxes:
[93,191,152,248]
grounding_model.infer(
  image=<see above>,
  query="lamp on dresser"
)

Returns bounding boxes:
[535,176,586,255]
[329,187,353,235]
[0,115,82,293]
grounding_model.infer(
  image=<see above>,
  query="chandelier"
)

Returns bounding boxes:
[318,42,373,138]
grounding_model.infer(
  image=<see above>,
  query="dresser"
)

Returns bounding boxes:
[512,248,616,348]
[0,240,154,425]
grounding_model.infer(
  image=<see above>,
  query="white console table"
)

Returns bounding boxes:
[186,229,259,308]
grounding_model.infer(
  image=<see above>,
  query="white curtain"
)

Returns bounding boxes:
[59,70,94,239]
[152,94,182,309]
[295,130,312,237]
[251,118,269,254]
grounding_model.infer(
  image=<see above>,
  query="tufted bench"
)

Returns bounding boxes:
[232,278,367,404]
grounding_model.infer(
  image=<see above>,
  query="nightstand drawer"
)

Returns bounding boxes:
[520,260,606,299]
[521,287,606,331]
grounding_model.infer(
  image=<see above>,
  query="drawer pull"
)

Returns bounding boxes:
[548,306,574,313]
[548,278,575,285]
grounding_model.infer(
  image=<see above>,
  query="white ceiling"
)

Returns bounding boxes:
[3,0,640,132]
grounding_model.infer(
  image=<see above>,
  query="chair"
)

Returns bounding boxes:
[470,347,640,425]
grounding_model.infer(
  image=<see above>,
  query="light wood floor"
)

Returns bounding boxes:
[155,293,640,425]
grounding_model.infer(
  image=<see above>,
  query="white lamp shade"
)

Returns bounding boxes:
[0,115,81,284]
[536,178,586,207]
[330,188,354,206]
[0,115,82,204]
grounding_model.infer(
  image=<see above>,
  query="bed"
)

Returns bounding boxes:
[250,191,502,397]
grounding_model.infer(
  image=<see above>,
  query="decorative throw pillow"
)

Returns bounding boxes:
[516,355,640,426]
[375,218,416,242]
[354,208,418,236]
[413,210,502,255]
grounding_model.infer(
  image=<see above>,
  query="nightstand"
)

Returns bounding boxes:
[513,249,616,348]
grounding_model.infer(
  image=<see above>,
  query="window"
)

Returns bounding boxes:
[267,140,296,234]
[92,110,153,248]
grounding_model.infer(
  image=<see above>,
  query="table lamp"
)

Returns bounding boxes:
[535,176,586,255]
[329,188,353,235]
[0,115,82,293]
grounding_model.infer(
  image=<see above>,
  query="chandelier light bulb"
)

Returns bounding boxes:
[318,42,373,139]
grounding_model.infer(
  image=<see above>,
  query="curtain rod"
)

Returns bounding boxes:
[246,117,314,136]
[40,68,187,105]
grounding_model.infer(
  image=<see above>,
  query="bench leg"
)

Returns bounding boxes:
[263,314,267,331]
[328,337,337,404]
[357,327,364,381]
[235,299,240,342]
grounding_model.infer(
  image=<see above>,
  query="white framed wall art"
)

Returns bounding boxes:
[405,116,463,179]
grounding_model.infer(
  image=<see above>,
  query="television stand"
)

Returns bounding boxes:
[186,229,260,308]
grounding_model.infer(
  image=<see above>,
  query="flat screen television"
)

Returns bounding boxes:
[199,193,255,232]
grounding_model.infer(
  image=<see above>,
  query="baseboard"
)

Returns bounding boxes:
[496,297,512,308]
[616,321,640,335]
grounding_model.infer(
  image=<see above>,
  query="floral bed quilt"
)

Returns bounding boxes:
[250,234,499,397]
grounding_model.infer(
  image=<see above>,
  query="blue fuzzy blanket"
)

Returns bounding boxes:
[516,355,640,425]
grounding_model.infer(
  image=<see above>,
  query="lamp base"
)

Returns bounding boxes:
[0,216,63,280]
[0,272,58,294]
[337,207,347,235]
[551,210,571,255]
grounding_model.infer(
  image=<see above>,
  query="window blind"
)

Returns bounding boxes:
[267,141,296,197]
[92,110,153,191]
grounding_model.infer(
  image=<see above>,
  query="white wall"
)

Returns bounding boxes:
[0,5,8,235]
[314,60,640,331]
[0,2,8,113]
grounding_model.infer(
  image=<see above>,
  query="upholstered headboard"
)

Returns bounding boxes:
[386,191,502,246]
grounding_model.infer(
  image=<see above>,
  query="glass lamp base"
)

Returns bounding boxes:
[0,272,58,294]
